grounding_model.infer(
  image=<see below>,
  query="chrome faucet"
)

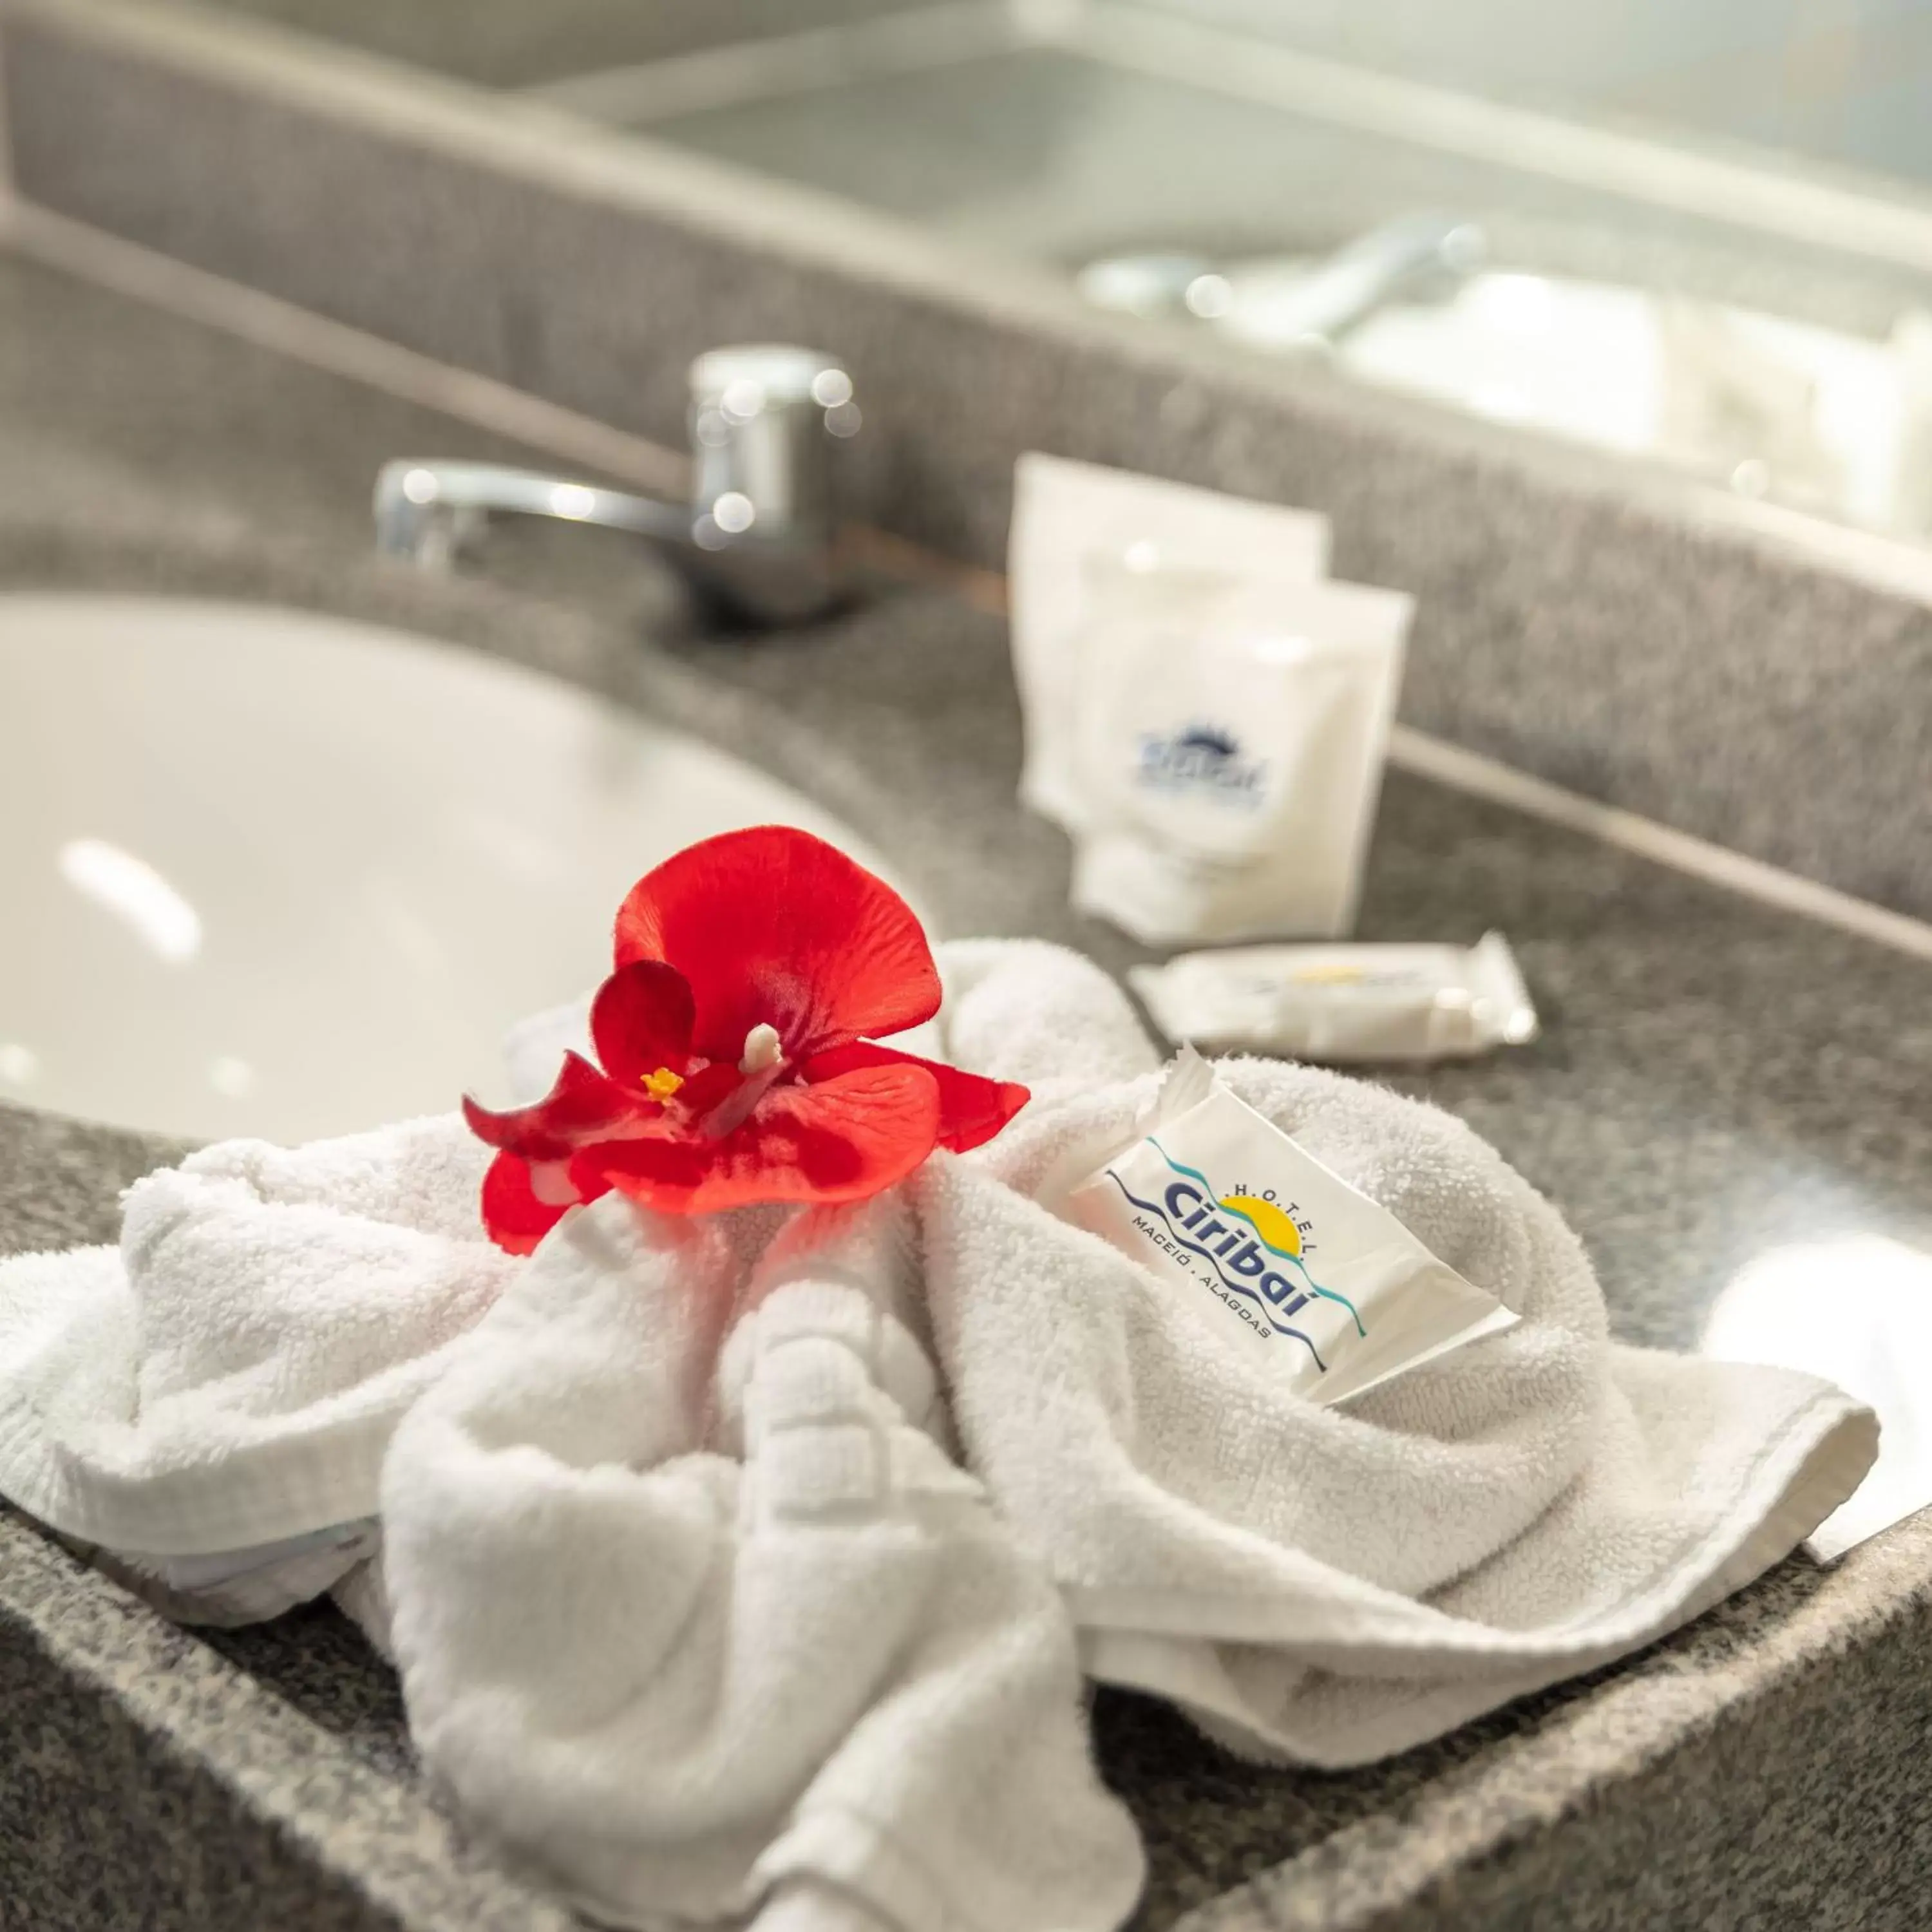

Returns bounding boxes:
[1079,215,1486,346]
[374,344,860,625]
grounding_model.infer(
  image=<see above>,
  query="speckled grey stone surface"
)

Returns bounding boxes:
[2,243,1932,1931]
[6,0,1932,925]
[0,1502,578,1931]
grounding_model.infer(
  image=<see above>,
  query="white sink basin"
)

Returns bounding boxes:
[1,594,900,1143]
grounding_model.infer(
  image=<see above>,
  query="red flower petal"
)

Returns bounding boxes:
[671,1060,745,1118]
[613,827,940,1063]
[583,1057,942,1215]
[462,1051,659,1163]
[590,960,697,1086]
[804,1041,1028,1154]
[480,1150,595,1255]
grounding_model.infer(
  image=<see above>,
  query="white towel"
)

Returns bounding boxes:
[379,1189,1144,1932]
[0,1113,517,1569]
[920,942,1879,1765]
[0,937,1877,1920]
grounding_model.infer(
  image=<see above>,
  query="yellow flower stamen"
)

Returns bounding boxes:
[641,1066,685,1102]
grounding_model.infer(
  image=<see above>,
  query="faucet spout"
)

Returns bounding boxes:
[373,345,858,627]
[374,464,694,560]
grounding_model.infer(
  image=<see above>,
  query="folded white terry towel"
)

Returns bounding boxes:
[918,941,1879,1765]
[380,1188,1144,1932]
[0,1113,518,1568]
[0,937,1877,1925]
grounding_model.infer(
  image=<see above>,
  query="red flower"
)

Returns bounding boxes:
[464,826,1028,1253]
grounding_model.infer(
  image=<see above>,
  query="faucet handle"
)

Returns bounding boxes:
[688,344,859,549]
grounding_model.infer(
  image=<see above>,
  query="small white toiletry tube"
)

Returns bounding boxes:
[1130,931,1539,1065]
[1066,556,1413,943]
[1009,453,1330,833]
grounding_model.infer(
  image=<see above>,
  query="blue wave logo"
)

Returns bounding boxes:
[1104,1170,1329,1370]
[1147,1141,1364,1335]
[1104,1142,1367,1374]
[1135,721,1267,804]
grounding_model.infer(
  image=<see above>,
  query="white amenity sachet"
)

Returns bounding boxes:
[1065,1050,1517,1405]
[1009,452,1331,834]
[1065,560,1414,943]
[1129,930,1539,1064]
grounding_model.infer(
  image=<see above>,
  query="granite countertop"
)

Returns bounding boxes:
[4,245,1932,1932]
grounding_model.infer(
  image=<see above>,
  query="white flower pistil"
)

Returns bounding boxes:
[701,1023,788,1138]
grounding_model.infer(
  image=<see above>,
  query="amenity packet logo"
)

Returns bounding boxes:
[1065,1050,1518,1406]
[1108,1140,1358,1373]
[1134,721,1268,806]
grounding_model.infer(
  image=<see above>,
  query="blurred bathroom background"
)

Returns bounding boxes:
[180,0,1932,547]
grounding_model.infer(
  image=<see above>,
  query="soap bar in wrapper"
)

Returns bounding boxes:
[1129,931,1537,1065]
[1065,1052,1517,1405]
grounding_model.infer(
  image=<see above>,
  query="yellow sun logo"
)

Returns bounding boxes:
[1219,1193,1302,1256]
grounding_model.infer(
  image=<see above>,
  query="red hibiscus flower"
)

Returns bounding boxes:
[464,826,1028,1253]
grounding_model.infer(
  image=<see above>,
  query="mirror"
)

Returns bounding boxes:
[205,0,1932,545]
